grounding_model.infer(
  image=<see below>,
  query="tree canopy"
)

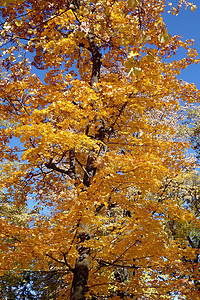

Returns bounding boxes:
[0,0,200,299]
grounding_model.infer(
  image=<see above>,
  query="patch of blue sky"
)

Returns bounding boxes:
[163,3,200,89]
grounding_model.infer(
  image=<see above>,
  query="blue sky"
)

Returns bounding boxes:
[164,7,200,297]
[163,3,200,88]
[163,4,200,168]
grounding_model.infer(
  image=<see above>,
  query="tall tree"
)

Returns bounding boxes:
[0,0,200,299]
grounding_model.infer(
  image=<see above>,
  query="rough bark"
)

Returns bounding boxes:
[70,258,90,300]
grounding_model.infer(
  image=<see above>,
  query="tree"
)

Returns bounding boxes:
[0,0,200,299]
[156,171,200,298]
[185,107,200,161]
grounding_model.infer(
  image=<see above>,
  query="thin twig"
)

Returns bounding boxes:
[46,253,66,265]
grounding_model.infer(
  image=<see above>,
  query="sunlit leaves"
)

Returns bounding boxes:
[0,0,199,298]
[126,51,142,76]
[0,0,24,6]
[158,29,170,44]
[167,1,197,15]
[127,0,141,8]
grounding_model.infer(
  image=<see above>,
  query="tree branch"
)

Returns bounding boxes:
[87,33,102,92]
[45,160,75,180]
[46,253,66,265]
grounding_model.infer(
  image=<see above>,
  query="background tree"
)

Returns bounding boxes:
[155,171,200,298]
[185,107,200,161]
[0,0,200,299]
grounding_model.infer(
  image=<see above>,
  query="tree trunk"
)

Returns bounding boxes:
[70,32,102,299]
[70,258,90,300]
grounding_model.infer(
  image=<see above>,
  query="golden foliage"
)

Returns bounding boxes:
[0,0,199,298]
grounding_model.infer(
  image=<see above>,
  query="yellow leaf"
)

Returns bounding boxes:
[127,0,141,8]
